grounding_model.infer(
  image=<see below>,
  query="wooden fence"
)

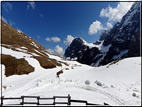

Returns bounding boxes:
[0,94,110,106]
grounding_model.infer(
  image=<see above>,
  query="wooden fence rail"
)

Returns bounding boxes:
[0,95,110,106]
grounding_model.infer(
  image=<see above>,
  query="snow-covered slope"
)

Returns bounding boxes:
[1,56,141,106]
[1,20,64,77]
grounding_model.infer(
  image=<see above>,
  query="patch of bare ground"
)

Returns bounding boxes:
[56,70,63,78]
[2,54,34,77]
[33,56,61,69]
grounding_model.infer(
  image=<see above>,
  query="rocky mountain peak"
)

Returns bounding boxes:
[70,37,85,47]
[64,2,141,66]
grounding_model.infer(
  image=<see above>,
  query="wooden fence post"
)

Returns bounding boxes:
[53,96,55,105]
[104,102,109,105]
[1,96,4,105]
[21,96,24,105]
[68,94,71,105]
[37,96,40,105]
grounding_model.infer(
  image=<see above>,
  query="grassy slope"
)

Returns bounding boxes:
[1,21,63,76]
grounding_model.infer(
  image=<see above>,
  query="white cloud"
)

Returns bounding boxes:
[45,37,51,42]
[27,2,35,10]
[64,35,74,46]
[54,45,64,56]
[1,16,7,23]
[47,49,55,54]
[88,20,103,35]
[2,2,12,13]
[107,22,113,28]
[45,37,61,42]
[51,37,61,42]
[47,45,64,56]
[100,2,134,22]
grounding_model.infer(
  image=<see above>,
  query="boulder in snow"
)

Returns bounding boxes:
[85,80,90,85]
[132,93,136,97]
[95,80,102,86]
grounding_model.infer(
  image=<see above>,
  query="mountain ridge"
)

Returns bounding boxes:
[1,20,65,77]
[64,2,141,66]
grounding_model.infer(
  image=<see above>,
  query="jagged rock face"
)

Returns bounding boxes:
[65,38,88,58]
[127,32,140,57]
[77,47,101,65]
[64,2,141,66]
[64,38,101,65]
[99,2,140,65]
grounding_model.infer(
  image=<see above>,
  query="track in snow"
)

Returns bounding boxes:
[77,85,129,105]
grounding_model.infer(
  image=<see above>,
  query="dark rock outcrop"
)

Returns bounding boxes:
[64,38,101,65]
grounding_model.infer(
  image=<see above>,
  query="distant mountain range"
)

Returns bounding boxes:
[64,2,141,66]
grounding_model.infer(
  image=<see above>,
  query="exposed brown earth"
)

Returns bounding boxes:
[33,56,61,69]
[56,70,63,78]
[2,54,34,77]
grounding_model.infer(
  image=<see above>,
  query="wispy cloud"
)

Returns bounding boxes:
[45,37,51,42]
[88,20,103,35]
[45,37,61,43]
[2,2,12,13]
[1,16,8,23]
[9,19,16,26]
[48,45,64,56]
[27,5,30,10]
[64,35,74,46]
[40,14,44,18]
[37,35,40,39]
[1,16,16,27]
[27,2,35,10]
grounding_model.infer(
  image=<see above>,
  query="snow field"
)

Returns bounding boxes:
[1,46,141,106]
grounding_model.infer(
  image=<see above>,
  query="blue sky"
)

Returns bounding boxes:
[2,1,134,56]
